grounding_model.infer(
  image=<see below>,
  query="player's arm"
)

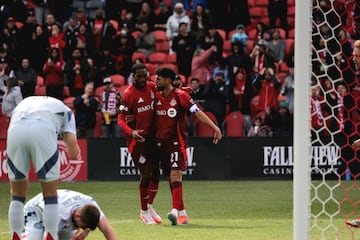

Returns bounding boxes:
[352,139,360,149]
[192,106,222,144]
[63,132,80,159]
[97,216,118,240]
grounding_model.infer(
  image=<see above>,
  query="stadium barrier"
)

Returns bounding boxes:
[0,136,351,181]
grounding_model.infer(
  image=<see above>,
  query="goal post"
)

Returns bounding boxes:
[293,0,312,239]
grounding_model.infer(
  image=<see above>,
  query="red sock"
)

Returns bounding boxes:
[171,181,182,210]
[139,184,149,210]
[148,180,159,205]
[45,233,55,240]
[12,233,20,240]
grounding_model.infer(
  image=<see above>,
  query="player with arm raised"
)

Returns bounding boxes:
[154,67,222,225]
[117,63,162,224]
[7,96,81,240]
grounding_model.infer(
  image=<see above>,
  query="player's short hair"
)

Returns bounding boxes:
[131,63,147,73]
[155,67,176,81]
[79,204,100,230]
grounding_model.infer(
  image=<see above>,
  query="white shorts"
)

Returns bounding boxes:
[7,119,60,182]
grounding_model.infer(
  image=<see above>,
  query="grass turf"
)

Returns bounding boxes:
[0,180,359,240]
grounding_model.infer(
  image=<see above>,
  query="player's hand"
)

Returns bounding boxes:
[71,229,90,240]
[352,139,360,149]
[213,127,222,144]
[125,114,135,123]
[132,129,145,142]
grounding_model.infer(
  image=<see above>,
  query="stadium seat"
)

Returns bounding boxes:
[110,74,126,87]
[222,111,245,137]
[95,85,106,98]
[246,39,255,54]
[247,0,255,7]
[156,39,171,53]
[288,6,295,17]
[63,96,75,111]
[216,28,226,41]
[145,63,156,75]
[116,85,128,94]
[250,96,259,119]
[109,19,119,31]
[249,7,267,18]
[0,115,10,139]
[288,28,295,39]
[132,51,147,64]
[34,86,46,96]
[248,29,258,41]
[85,0,103,19]
[153,30,167,42]
[63,86,71,98]
[275,28,287,39]
[94,111,103,138]
[167,53,177,64]
[227,29,236,40]
[193,111,217,137]
[148,52,168,67]
[254,0,268,7]
[223,40,232,56]
[285,39,294,58]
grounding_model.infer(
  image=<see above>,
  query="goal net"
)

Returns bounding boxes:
[297,0,360,239]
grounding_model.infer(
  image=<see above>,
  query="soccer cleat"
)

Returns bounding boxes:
[177,215,189,225]
[140,210,156,224]
[167,212,178,225]
[148,206,162,224]
[346,219,360,228]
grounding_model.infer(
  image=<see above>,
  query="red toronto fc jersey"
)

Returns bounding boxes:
[154,88,196,144]
[119,81,156,136]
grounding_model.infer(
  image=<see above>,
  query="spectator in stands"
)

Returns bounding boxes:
[252,67,281,113]
[89,8,107,50]
[100,77,122,138]
[166,2,191,51]
[189,77,205,105]
[118,11,137,33]
[280,66,294,113]
[199,25,223,65]
[230,24,249,53]
[135,1,156,30]
[247,116,270,137]
[43,48,65,100]
[48,23,67,61]
[15,58,37,98]
[265,102,293,137]
[267,29,286,65]
[75,23,96,58]
[1,77,22,117]
[249,39,277,75]
[310,83,325,136]
[172,22,197,79]
[254,22,269,41]
[74,81,99,138]
[2,17,20,55]
[63,17,80,59]
[33,0,51,25]
[135,21,156,59]
[75,8,90,27]
[112,30,136,78]
[0,56,15,95]
[268,0,288,35]
[87,57,104,89]
[225,41,253,115]
[32,25,50,73]
[16,11,38,62]
[202,70,230,127]
[64,48,91,96]
[94,46,117,79]
[154,2,172,31]
[42,13,61,38]
[190,3,213,43]
[191,45,217,86]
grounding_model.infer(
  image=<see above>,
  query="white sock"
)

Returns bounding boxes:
[179,209,187,217]
[8,199,24,239]
[43,197,58,240]
[171,208,178,216]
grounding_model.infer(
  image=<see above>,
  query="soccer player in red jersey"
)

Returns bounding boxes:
[154,67,222,225]
[117,63,162,224]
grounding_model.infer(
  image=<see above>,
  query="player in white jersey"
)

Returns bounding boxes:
[6,96,81,240]
[21,189,117,240]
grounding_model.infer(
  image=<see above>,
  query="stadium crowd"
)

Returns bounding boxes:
[0,0,358,138]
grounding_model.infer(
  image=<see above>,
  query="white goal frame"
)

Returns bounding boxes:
[293,0,312,240]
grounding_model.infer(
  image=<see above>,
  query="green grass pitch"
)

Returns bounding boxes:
[0,180,359,240]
